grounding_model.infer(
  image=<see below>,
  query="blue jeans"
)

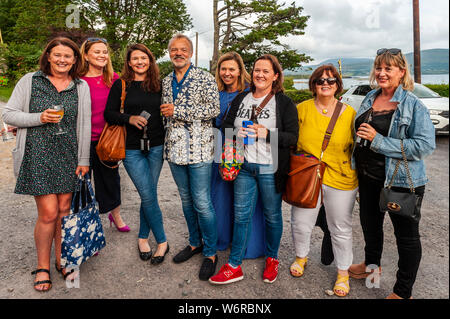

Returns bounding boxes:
[229,162,283,267]
[123,146,166,243]
[168,161,217,257]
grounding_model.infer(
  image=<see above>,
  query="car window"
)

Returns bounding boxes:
[412,84,441,98]
[353,85,371,96]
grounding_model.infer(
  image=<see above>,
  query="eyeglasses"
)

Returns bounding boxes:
[315,77,337,85]
[377,48,401,56]
[86,37,107,44]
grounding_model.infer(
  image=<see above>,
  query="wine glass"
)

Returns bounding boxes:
[52,105,66,135]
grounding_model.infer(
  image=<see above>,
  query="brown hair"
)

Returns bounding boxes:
[250,54,284,94]
[369,51,414,91]
[215,51,251,92]
[308,64,343,97]
[80,39,115,87]
[121,44,160,92]
[39,37,82,79]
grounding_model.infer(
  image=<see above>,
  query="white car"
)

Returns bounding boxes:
[340,83,449,135]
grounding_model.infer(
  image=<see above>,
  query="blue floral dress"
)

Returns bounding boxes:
[15,71,79,196]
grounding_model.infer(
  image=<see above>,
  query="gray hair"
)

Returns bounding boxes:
[168,33,194,53]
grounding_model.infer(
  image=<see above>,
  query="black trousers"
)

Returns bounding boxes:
[358,174,425,299]
[90,141,121,214]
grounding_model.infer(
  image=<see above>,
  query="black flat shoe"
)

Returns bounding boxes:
[138,244,153,261]
[199,255,218,281]
[151,243,170,265]
[173,245,203,264]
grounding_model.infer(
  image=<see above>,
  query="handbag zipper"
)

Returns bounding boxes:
[310,167,321,201]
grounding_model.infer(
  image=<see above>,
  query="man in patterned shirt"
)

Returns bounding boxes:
[160,34,220,281]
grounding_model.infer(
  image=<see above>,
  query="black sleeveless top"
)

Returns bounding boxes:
[354,108,395,183]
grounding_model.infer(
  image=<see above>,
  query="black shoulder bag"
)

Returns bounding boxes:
[379,140,421,222]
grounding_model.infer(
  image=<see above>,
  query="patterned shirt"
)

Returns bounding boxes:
[162,66,220,165]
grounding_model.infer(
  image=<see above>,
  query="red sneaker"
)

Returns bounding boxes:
[263,257,279,283]
[209,264,244,285]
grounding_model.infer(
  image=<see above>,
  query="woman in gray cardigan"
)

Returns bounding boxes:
[2,37,91,292]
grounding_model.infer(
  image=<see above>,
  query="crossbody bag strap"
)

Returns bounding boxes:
[387,140,415,192]
[254,92,274,118]
[120,79,126,114]
[319,101,343,159]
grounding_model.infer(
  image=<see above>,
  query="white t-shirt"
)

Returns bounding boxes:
[233,93,276,164]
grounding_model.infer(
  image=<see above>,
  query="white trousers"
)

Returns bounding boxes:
[291,184,357,270]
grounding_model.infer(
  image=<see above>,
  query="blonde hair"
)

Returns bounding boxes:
[369,51,414,91]
[80,39,115,88]
[215,51,251,92]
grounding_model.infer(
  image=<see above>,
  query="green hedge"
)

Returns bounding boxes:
[424,84,449,97]
[284,89,349,104]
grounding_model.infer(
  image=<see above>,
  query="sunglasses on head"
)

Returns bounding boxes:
[86,37,108,44]
[315,77,337,85]
[377,48,401,56]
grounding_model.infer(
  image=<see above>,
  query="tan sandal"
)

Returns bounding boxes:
[349,262,382,280]
[333,273,350,297]
[290,257,307,277]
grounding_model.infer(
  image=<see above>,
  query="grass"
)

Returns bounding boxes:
[0,86,13,102]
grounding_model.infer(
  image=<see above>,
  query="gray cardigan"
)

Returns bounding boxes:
[2,72,91,178]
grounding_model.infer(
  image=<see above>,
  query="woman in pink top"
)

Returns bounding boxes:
[80,37,129,232]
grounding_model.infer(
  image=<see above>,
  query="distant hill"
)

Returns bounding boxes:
[288,49,449,76]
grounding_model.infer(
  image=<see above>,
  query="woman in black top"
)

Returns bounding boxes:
[104,44,169,264]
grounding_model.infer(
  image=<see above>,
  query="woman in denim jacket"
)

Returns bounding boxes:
[349,48,435,299]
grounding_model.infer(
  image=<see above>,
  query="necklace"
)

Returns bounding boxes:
[315,99,336,115]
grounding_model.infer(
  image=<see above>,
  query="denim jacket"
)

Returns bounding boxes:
[352,85,435,188]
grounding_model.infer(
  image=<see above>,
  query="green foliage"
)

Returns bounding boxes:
[283,76,294,90]
[3,43,42,83]
[424,84,449,97]
[214,0,311,71]
[158,61,174,79]
[75,0,192,60]
[284,89,313,104]
[0,76,8,86]
[0,86,13,102]
[10,0,73,44]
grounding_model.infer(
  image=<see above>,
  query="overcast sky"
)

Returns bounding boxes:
[178,0,449,68]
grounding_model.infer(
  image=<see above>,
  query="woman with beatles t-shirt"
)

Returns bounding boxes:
[209,54,298,285]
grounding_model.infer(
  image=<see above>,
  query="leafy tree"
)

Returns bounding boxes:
[212,0,312,73]
[0,0,18,43]
[11,0,74,44]
[74,0,192,59]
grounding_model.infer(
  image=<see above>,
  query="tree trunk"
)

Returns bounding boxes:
[211,0,220,73]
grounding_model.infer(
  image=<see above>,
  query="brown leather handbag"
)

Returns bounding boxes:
[96,79,127,168]
[283,102,343,208]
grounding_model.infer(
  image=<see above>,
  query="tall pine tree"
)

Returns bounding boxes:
[212,0,312,72]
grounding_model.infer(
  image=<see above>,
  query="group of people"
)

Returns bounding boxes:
[2,34,435,299]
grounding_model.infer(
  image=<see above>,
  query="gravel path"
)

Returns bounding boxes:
[0,100,448,300]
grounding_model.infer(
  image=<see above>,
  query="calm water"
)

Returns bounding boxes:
[293,74,449,90]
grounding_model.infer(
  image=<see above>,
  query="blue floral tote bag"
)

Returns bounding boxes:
[61,173,106,267]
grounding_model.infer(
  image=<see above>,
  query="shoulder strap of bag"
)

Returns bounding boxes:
[254,92,274,117]
[120,79,126,113]
[387,140,415,192]
[319,101,343,159]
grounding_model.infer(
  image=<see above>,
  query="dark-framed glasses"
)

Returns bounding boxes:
[377,48,401,56]
[86,37,107,44]
[315,77,337,85]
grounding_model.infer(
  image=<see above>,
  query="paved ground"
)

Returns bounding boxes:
[0,101,448,301]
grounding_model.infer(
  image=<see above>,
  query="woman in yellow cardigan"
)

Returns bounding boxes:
[290,64,358,297]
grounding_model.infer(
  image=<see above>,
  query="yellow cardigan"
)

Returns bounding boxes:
[296,99,358,191]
